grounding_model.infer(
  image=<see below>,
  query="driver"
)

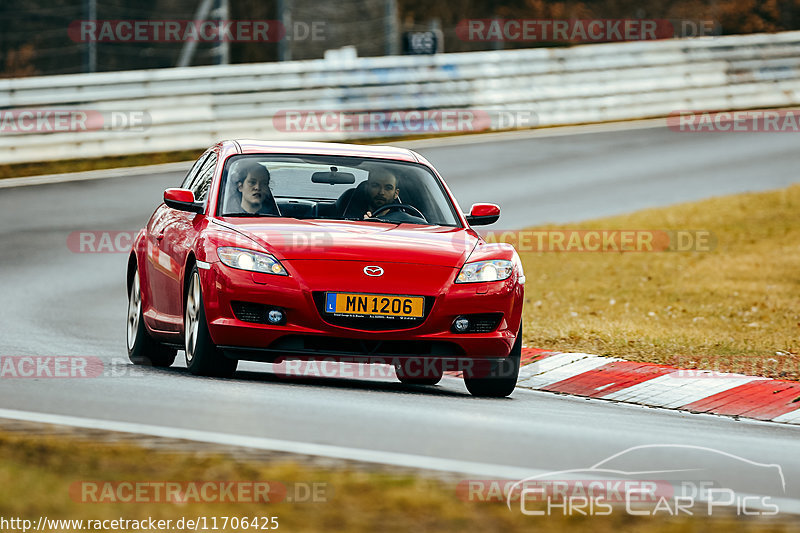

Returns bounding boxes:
[363,167,400,219]
[338,166,426,223]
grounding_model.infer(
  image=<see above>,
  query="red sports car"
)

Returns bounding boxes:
[126,140,525,397]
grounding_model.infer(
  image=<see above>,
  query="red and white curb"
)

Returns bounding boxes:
[517,348,800,426]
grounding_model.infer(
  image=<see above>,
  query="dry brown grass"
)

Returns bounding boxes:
[518,184,800,379]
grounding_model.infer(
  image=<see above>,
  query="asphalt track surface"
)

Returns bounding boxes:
[1,124,799,514]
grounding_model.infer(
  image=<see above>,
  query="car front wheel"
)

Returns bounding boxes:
[463,326,522,398]
[184,266,238,378]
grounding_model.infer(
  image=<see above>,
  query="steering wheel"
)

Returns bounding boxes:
[368,203,427,222]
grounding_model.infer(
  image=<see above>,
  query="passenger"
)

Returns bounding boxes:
[232,162,279,215]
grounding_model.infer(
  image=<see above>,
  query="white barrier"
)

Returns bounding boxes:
[2,31,800,164]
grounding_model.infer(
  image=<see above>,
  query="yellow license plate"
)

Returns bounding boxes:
[324,293,424,318]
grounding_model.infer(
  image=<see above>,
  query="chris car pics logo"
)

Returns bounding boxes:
[497,445,784,517]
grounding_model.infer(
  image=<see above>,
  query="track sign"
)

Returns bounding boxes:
[403,31,440,55]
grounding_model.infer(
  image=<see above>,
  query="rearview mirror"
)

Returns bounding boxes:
[164,188,203,213]
[465,203,500,226]
[311,170,356,184]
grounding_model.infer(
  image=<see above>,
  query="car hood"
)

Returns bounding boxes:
[213,218,477,267]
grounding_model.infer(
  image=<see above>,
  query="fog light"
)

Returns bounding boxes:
[453,316,470,333]
[267,309,284,324]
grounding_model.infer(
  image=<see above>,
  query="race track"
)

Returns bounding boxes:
[1,123,799,511]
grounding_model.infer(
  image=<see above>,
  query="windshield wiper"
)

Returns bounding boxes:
[339,217,399,224]
[222,213,282,218]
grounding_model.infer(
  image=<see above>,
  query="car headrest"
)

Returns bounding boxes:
[336,181,369,218]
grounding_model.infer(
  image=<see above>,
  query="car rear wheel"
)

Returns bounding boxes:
[184,267,238,378]
[127,268,176,367]
[395,360,444,386]
[463,326,522,398]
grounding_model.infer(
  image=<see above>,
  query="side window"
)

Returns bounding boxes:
[181,153,209,189]
[191,152,217,202]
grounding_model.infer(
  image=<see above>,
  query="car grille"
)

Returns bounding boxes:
[268,335,464,357]
[312,292,435,331]
[231,302,268,324]
[463,313,503,333]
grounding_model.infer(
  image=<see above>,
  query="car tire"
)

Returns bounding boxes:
[127,267,177,367]
[395,360,444,386]
[184,266,238,378]
[463,326,522,398]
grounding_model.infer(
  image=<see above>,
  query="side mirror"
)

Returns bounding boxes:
[465,203,500,226]
[164,188,203,213]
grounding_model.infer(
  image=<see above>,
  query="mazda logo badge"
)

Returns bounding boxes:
[363,266,384,277]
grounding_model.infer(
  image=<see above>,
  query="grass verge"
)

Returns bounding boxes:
[0,430,796,532]
[0,150,203,180]
[517,184,800,379]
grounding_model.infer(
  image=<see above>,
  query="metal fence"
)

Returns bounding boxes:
[2,31,800,164]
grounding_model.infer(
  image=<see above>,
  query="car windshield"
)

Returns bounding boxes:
[216,154,461,227]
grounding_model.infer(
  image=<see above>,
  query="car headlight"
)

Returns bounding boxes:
[455,259,514,283]
[217,247,287,276]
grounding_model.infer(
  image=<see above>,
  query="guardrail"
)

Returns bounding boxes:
[2,31,800,164]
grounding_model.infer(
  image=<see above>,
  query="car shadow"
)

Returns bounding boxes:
[134,363,475,398]
[236,369,472,397]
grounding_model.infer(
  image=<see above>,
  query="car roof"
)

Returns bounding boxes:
[228,140,420,163]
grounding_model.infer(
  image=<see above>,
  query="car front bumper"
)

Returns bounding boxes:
[200,261,524,361]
